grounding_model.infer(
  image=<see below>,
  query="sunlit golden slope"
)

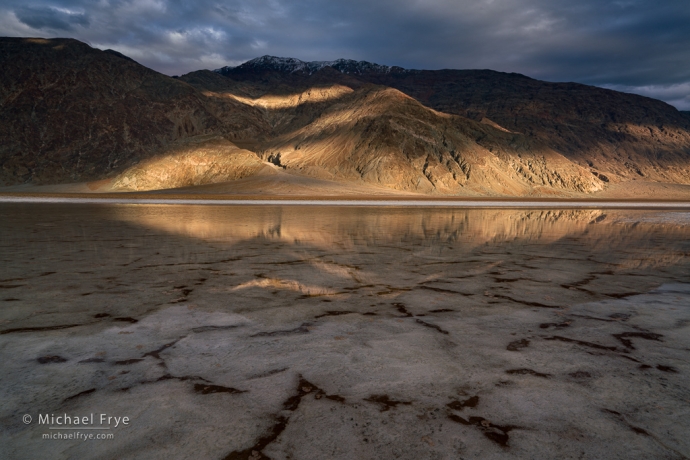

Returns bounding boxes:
[111,135,269,191]
[179,70,604,196]
[251,85,603,195]
[203,85,354,110]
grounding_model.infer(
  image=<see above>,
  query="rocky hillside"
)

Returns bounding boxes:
[2,42,689,196]
[178,69,600,195]
[110,135,269,191]
[217,56,690,189]
[0,38,263,185]
[366,71,690,185]
[253,85,602,195]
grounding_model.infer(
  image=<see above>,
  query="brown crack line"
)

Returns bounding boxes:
[251,323,311,337]
[544,335,619,351]
[418,285,472,296]
[314,311,355,319]
[506,368,551,378]
[447,395,479,411]
[490,294,559,309]
[601,409,688,457]
[222,376,345,460]
[1,323,96,334]
[612,332,663,350]
[506,339,530,351]
[393,303,413,317]
[194,384,246,395]
[448,413,520,447]
[64,388,96,402]
[364,394,412,412]
[414,319,450,335]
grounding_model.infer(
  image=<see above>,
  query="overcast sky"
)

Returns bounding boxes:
[2,0,689,109]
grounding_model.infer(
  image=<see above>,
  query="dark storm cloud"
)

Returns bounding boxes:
[15,6,89,31]
[1,0,689,109]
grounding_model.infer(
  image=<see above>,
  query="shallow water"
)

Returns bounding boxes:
[1,204,689,459]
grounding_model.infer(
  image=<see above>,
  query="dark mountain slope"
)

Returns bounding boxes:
[0,37,248,185]
[365,70,690,184]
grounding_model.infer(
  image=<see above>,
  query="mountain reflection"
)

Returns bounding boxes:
[110,205,690,270]
[1,203,689,327]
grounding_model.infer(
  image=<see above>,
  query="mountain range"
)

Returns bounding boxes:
[2,37,690,197]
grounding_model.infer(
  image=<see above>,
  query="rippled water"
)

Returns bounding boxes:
[1,204,689,459]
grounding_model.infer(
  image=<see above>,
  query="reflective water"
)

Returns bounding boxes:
[1,204,689,459]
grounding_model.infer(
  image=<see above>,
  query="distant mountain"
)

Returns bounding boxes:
[2,40,689,196]
[215,55,404,76]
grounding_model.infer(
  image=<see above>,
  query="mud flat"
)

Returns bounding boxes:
[1,204,689,459]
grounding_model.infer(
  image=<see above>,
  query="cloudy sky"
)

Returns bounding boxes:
[1,0,689,109]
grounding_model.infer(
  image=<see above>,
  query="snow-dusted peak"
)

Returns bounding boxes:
[215,56,409,76]
[245,56,312,72]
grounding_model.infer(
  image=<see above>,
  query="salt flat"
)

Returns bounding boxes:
[2,195,690,208]
[1,205,689,459]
